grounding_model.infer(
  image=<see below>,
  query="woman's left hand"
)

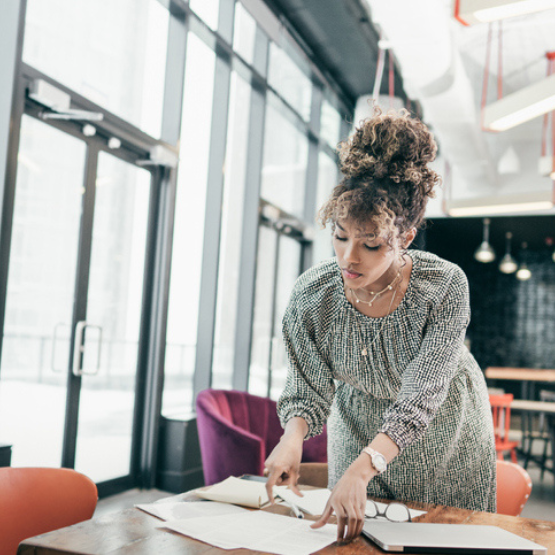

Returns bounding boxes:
[310,454,374,542]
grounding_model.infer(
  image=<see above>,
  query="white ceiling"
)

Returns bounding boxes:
[361,0,555,218]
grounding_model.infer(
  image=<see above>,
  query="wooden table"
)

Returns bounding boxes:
[17,496,555,554]
[485,367,555,400]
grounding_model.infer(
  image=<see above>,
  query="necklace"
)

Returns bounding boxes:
[349,269,402,308]
[350,274,401,357]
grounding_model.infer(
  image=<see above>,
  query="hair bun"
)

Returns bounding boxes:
[338,108,439,198]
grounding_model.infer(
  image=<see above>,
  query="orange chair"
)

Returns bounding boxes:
[489,393,519,463]
[496,460,532,516]
[0,467,98,555]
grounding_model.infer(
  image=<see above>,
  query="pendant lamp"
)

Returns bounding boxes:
[516,242,532,281]
[546,237,555,263]
[499,232,518,274]
[474,218,496,263]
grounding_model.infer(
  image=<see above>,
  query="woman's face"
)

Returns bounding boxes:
[333,219,400,291]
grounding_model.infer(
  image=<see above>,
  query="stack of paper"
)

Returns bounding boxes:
[164,508,337,555]
[194,476,270,508]
[136,500,247,521]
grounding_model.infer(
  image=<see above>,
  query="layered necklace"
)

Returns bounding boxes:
[349,259,405,357]
[349,268,403,308]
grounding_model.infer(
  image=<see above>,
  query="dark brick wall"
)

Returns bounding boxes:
[422,216,555,378]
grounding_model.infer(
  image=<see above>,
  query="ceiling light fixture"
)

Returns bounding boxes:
[499,231,518,273]
[482,73,555,131]
[546,237,555,263]
[455,0,555,26]
[474,218,496,263]
[447,191,554,216]
[498,145,520,174]
[516,242,532,281]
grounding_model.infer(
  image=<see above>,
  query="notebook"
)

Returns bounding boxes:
[362,521,547,554]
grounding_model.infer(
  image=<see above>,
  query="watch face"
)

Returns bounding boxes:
[373,454,387,473]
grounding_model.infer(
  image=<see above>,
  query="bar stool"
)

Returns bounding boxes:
[489,393,519,463]
[523,390,555,480]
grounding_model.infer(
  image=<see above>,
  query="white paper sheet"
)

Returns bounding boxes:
[164,509,337,555]
[275,487,332,516]
[195,476,269,508]
[136,500,248,521]
[276,487,427,520]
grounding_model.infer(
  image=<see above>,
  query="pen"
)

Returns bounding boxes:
[288,501,304,519]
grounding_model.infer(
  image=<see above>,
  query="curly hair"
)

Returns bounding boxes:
[319,107,440,248]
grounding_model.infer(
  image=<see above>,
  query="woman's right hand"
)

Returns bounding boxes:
[264,418,307,503]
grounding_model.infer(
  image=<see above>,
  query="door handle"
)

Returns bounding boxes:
[72,321,103,377]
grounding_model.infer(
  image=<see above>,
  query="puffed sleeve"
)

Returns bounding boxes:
[378,266,471,451]
[277,286,336,439]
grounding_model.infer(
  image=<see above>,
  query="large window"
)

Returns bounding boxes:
[268,43,312,122]
[190,0,220,32]
[233,2,257,64]
[321,99,342,149]
[313,151,339,264]
[162,33,216,416]
[248,225,277,397]
[260,101,309,219]
[23,0,169,138]
[212,72,252,391]
[2,0,353,490]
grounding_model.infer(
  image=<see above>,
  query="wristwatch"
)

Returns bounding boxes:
[362,447,387,474]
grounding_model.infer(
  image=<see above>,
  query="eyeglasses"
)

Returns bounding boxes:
[365,500,412,523]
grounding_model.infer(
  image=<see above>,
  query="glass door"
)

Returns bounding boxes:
[0,113,154,490]
[73,152,151,483]
[0,114,85,468]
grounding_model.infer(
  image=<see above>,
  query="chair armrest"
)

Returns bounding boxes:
[197,409,266,485]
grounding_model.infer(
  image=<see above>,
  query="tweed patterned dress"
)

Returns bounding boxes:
[277,249,496,512]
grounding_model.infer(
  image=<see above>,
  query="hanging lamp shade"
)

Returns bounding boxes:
[516,242,532,280]
[499,232,518,274]
[474,218,496,263]
[516,263,532,281]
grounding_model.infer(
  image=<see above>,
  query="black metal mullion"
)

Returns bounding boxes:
[61,143,99,469]
[138,5,189,488]
[139,166,178,488]
[266,231,281,398]
[0,0,27,375]
[129,165,163,487]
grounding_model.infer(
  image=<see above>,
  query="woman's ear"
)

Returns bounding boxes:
[403,228,417,249]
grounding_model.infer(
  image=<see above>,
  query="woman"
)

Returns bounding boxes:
[264,108,496,542]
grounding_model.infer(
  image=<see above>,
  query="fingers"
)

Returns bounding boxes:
[288,478,304,498]
[336,514,346,542]
[310,504,333,530]
[264,465,300,504]
[355,512,365,538]
[313,503,364,543]
[264,468,281,504]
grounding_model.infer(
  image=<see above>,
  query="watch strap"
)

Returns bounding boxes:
[362,446,387,474]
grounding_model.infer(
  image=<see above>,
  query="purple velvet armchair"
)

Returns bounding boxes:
[196,389,327,485]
